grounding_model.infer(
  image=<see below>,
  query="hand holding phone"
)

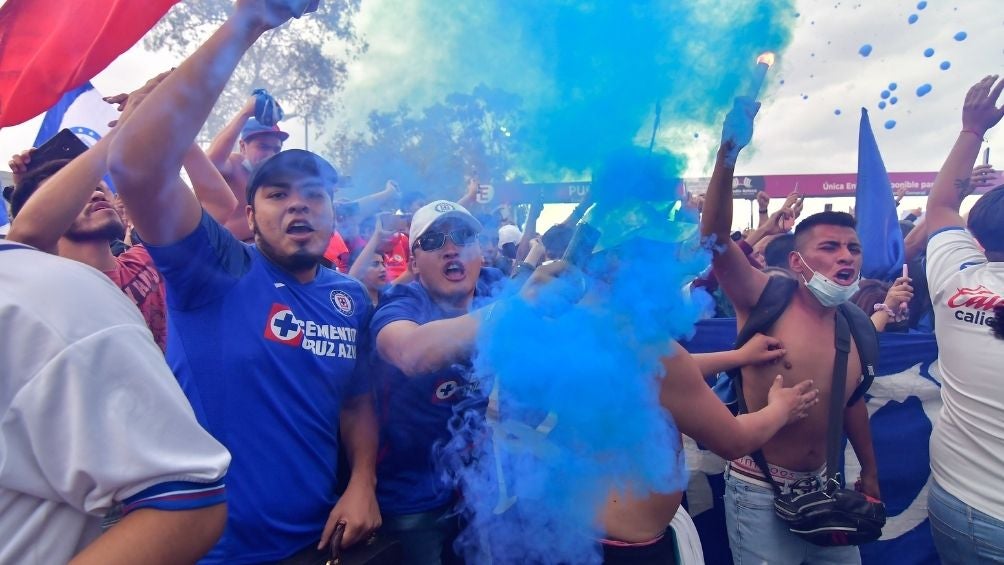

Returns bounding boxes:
[26,129,88,173]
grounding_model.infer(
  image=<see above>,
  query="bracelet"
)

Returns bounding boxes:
[960,129,985,140]
[874,303,907,322]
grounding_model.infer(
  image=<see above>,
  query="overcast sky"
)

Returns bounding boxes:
[1,0,1001,228]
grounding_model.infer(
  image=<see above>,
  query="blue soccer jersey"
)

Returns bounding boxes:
[370,269,502,516]
[147,212,372,564]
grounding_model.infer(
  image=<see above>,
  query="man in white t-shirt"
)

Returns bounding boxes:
[0,241,231,564]
[923,74,1004,564]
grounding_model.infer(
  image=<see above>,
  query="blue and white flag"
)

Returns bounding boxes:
[32,81,119,190]
[34,81,119,149]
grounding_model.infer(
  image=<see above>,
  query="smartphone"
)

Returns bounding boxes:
[562,223,601,268]
[379,212,409,233]
[984,147,991,166]
[824,203,833,212]
[27,129,88,172]
[334,201,359,219]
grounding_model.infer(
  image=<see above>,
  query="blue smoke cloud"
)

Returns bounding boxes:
[340,0,795,190]
[383,1,799,561]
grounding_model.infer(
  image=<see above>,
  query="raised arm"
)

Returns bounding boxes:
[661,342,817,461]
[348,218,391,279]
[692,333,786,378]
[926,75,1004,233]
[6,133,116,253]
[515,196,543,262]
[354,180,400,219]
[184,144,239,223]
[206,96,256,174]
[700,97,770,311]
[108,1,310,246]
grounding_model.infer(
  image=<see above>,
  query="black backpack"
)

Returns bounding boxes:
[727,275,879,416]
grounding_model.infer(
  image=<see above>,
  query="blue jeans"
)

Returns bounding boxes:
[928,479,1004,564]
[380,506,458,565]
[724,469,861,565]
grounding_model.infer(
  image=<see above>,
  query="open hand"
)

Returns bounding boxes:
[767,376,819,426]
[961,75,1004,136]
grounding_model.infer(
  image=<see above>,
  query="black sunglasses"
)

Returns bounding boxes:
[415,229,478,252]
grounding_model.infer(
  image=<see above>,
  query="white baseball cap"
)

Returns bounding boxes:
[498,224,522,248]
[409,200,483,243]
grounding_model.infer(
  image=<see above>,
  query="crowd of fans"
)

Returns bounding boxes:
[1,2,1002,564]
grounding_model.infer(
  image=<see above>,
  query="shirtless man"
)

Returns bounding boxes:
[700,97,881,564]
[206,99,288,240]
[571,235,818,564]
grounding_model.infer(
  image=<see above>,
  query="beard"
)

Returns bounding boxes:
[63,218,126,243]
[253,221,323,274]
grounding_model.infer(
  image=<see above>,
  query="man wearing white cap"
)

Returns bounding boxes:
[370,199,506,563]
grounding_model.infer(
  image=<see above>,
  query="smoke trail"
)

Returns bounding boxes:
[339,0,795,189]
[438,149,715,564]
[371,1,798,561]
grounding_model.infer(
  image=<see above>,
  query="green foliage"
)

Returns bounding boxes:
[329,85,522,199]
[144,0,365,142]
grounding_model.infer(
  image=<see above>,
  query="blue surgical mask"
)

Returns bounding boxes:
[796,252,860,307]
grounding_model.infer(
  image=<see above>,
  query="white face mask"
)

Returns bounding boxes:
[796,252,860,307]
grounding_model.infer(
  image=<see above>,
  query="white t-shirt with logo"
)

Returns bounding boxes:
[926,227,1004,519]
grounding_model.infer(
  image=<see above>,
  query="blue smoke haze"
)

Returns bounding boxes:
[340,1,795,194]
[374,1,801,562]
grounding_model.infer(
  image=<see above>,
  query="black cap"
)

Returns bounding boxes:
[245,149,339,204]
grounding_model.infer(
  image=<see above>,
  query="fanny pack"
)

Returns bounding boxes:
[740,310,886,546]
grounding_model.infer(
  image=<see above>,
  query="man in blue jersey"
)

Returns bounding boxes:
[371,199,503,564]
[106,1,380,563]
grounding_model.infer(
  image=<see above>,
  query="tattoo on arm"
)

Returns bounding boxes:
[954,178,975,201]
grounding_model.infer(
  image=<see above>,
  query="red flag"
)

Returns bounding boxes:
[0,0,178,127]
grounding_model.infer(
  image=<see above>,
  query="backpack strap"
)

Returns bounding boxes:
[838,302,879,406]
[825,310,852,485]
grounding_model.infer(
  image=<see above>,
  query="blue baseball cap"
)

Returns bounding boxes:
[241,117,289,142]
[246,149,338,204]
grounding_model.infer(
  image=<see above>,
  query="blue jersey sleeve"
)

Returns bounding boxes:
[145,211,252,311]
[371,282,430,338]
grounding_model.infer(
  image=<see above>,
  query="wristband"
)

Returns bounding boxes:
[759,208,769,214]
[874,303,907,322]
[960,129,985,140]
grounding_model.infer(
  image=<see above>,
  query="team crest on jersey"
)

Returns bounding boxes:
[434,379,460,401]
[330,290,354,316]
[264,303,303,346]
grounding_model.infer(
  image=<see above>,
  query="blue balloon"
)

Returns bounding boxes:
[940,61,951,70]
[954,31,968,41]
[908,14,918,24]
[884,120,897,129]
[859,44,873,57]
[917,83,933,97]
[923,48,934,57]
